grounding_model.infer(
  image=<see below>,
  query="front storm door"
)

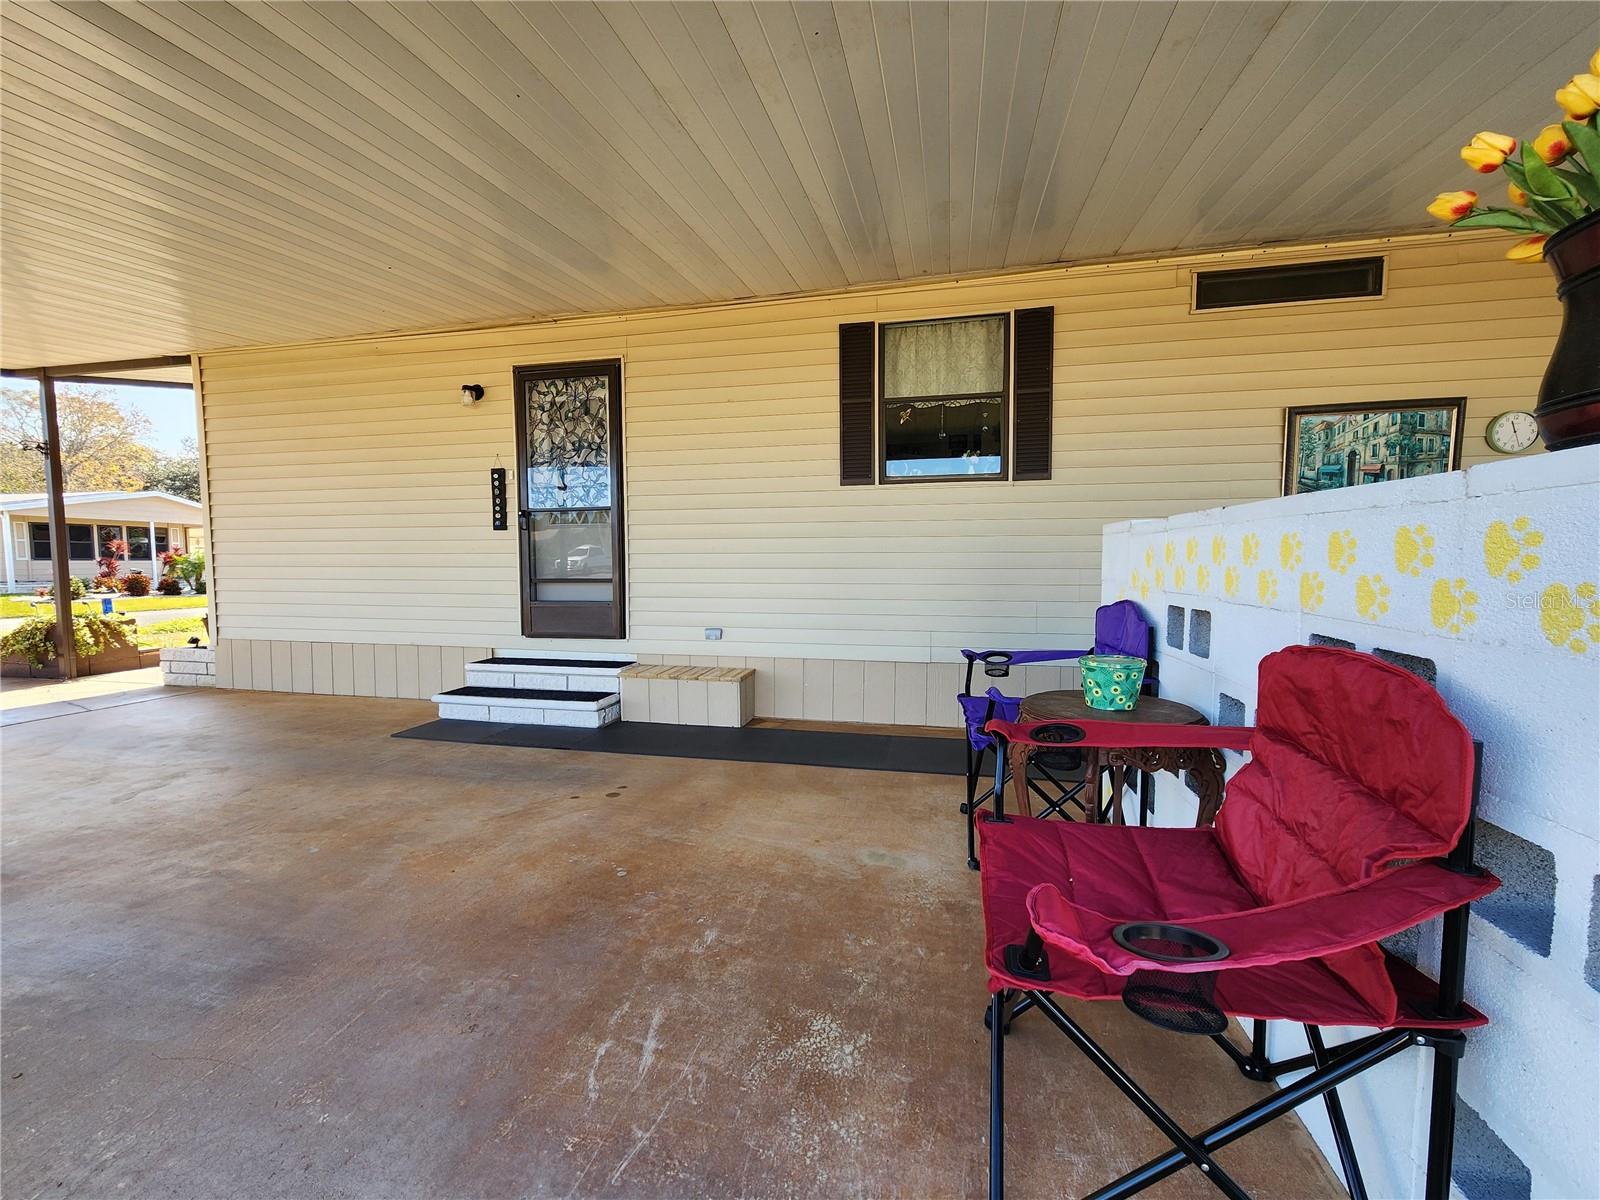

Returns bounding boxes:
[514,360,626,638]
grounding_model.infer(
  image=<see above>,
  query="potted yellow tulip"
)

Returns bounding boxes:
[1428,51,1600,451]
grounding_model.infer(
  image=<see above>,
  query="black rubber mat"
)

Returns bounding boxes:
[393,718,965,775]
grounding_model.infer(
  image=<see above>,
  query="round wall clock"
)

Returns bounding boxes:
[1485,410,1539,455]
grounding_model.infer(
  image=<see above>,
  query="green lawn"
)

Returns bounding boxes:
[1,594,206,618]
[137,616,208,649]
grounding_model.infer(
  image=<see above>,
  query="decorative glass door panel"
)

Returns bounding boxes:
[514,361,625,637]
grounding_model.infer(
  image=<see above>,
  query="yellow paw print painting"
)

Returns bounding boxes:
[1357,574,1391,620]
[1211,535,1227,566]
[1395,524,1436,577]
[1242,533,1260,566]
[1173,565,1187,591]
[1185,537,1198,564]
[1539,582,1600,654]
[1224,566,1241,598]
[1430,578,1478,634]
[1144,545,1155,569]
[1197,564,1212,593]
[1257,569,1278,604]
[1328,530,1357,575]
[1300,571,1325,613]
[1280,532,1303,571]
[1483,517,1544,583]
[1164,540,1176,566]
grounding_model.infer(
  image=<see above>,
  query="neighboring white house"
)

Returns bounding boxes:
[1,491,204,593]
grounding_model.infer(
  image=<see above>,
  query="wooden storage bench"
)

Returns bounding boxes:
[619,664,754,727]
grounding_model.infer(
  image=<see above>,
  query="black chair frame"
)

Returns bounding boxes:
[983,742,1489,1200]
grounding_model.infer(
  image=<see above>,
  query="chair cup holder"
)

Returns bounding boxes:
[1111,922,1229,963]
[1113,922,1231,1036]
[1032,722,1087,746]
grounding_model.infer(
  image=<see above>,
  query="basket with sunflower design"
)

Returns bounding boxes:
[1079,654,1147,712]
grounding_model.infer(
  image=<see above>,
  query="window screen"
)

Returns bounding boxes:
[68,524,95,561]
[880,315,1007,480]
[25,523,96,561]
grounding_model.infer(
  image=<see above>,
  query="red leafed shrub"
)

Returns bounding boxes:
[156,576,184,596]
[122,572,152,597]
[95,538,128,589]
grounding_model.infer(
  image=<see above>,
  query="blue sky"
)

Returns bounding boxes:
[94,384,196,454]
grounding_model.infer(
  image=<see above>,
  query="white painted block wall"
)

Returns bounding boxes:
[1101,447,1600,1200]
[160,646,216,688]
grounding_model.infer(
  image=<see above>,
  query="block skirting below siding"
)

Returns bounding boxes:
[161,645,217,688]
[213,639,494,700]
[212,638,1081,723]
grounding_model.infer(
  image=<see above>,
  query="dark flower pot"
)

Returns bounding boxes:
[1537,210,1600,451]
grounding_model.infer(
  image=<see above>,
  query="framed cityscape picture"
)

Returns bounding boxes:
[1282,398,1466,495]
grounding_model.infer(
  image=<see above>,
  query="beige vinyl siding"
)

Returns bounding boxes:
[197,232,1557,665]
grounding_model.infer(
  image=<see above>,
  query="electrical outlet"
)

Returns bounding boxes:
[704,627,723,641]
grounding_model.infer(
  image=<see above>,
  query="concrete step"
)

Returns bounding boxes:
[432,684,620,728]
[466,655,634,692]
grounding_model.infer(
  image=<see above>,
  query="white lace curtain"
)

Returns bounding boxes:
[882,316,1005,400]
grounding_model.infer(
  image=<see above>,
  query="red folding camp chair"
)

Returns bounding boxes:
[977,645,1499,1200]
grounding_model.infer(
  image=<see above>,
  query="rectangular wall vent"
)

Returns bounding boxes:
[1194,257,1384,311]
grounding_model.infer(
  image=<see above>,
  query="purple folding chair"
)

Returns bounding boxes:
[958,600,1156,869]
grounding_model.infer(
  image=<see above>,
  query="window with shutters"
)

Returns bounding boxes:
[879,314,1008,481]
[838,308,1051,485]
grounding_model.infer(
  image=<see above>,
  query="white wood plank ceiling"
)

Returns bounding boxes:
[2,1,1593,367]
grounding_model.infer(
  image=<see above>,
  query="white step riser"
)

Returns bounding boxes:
[433,685,621,728]
[437,700,620,728]
[466,666,625,691]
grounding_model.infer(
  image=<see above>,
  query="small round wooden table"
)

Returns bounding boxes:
[1008,691,1223,825]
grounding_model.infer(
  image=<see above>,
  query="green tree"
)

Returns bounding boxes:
[142,438,202,502]
[0,385,158,493]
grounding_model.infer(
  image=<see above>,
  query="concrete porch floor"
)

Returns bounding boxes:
[1,688,1342,1199]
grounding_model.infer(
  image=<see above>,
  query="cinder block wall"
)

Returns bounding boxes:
[1100,447,1600,1200]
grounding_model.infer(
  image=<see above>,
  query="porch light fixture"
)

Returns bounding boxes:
[460,383,484,406]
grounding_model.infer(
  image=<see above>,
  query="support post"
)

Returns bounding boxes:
[989,990,1007,1200]
[36,372,77,679]
[2,512,15,593]
[189,354,216,643]
[1424,741,1482,1200]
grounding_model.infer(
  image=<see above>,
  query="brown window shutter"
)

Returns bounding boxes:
[1012,306,1053,480]
[839,321,875,485]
